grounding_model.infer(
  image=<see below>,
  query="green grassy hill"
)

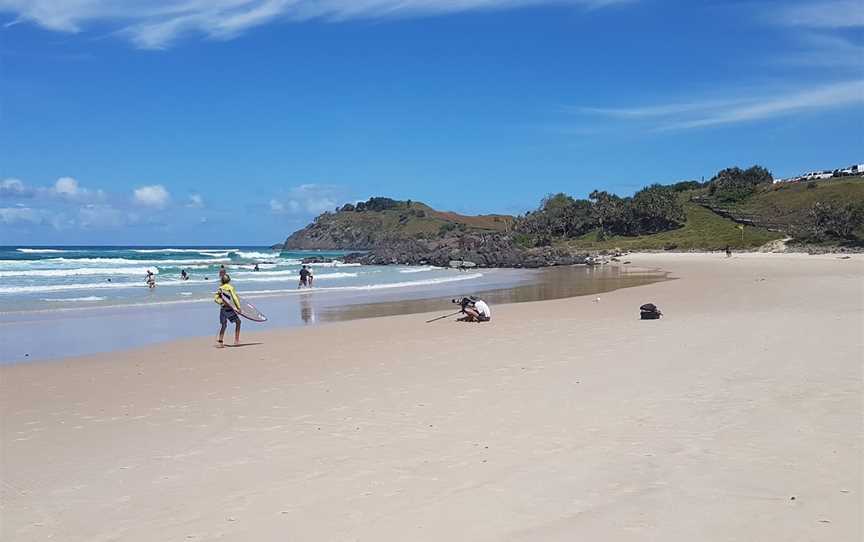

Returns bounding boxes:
[565,197,783,251]
[716,177,864,236]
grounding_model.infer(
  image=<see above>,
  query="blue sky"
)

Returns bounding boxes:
[1,0,862,245]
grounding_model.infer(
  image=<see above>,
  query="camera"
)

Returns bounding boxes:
[451,297,474,310]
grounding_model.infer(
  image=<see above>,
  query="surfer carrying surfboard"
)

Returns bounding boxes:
[214,274,242,347]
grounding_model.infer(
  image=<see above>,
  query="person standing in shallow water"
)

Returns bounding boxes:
[298,265,311,288]
[218,264,227,280]
[145,270,156,289]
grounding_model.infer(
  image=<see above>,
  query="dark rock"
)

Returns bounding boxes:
[342,233,588,268]
[301,256,335,264]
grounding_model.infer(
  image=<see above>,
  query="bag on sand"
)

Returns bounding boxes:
[640,303,662,320]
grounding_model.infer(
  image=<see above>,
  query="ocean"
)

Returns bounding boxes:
[0,246,485,314]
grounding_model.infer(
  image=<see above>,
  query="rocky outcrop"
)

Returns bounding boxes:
[276,221,382,250]
[273,197,514,251]
[341,233,588,268]
[275,197,587,267]
[300,256,335,264]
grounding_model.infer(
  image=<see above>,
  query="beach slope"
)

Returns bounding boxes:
[1,253,861,541]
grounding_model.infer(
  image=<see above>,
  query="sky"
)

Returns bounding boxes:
[0,0,862,245]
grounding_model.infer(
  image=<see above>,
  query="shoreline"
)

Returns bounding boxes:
[1,264,668,363]
[2,252,861,541]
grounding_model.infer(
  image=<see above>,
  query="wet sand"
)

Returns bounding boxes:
[1,253,861,541]
[320,264,669,323]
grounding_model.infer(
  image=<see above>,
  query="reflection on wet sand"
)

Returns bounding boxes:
[318,264,670,323]
[300,294,316,325]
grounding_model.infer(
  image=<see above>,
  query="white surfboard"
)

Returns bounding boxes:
[220,291,267,322]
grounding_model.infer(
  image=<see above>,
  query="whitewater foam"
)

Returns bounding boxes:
[41,296,106,302]
[230,250,281,260]
[0,267,157,278]
[133,248,238,254]
[231,270,359,279]
[399,266,442,273]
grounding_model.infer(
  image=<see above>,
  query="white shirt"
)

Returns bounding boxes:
[474,300,491,319]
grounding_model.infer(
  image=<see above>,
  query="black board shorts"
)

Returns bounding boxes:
[220,306,239,324]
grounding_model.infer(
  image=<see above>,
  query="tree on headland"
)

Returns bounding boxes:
[707,165,773,203]
[515,184,685,244]
[631,184,686,234]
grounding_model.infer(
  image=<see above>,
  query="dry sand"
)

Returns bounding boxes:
[1,253,862,541]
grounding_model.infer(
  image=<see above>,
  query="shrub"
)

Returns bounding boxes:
[806,201,864,239]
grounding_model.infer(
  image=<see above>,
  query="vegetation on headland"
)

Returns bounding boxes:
[276,169,864,263]
[277,197,512,250]
[698,177,864,244]
[514,166,863,251]
[560,199,782,251]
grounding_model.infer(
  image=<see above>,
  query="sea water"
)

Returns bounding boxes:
[0,246,486,314]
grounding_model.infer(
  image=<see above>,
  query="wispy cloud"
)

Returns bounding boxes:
[574,80,864,131]
[771,0,864,29]
[269,183,347,215]
[269,198,286,214]
[779,32,864,68]
[0,0,633,49]
[0,205,44,225]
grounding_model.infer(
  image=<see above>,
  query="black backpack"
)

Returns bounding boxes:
[640,303,662,320]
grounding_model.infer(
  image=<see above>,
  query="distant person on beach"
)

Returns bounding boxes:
[253,264,260,272]
[298,265,311,288]
[180,269,189,280]
[459,296,492,322]
[145,270,156,289]
[219,265,227,279]
[725,245,732,258]
[307,267,314,287]
[214,274,242,347]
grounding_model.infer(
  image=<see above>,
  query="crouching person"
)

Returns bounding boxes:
[459,296,492,322]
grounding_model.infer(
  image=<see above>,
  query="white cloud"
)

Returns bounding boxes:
[53,176,79,197]
[269,198,285,214]
[0,0,633,49]
[290,183,339,213]
[772,0,864,28]
[1,176,105,202]
[270,184,347,216]
[186,193,204,208]
[78,203,129,229]
[133,184,170,208]
[50,176,105,201]
[0,205,43,224]
[574,79,864,131]
[0,178,30,198]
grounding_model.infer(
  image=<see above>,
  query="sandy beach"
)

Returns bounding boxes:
[1,253,861,541]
